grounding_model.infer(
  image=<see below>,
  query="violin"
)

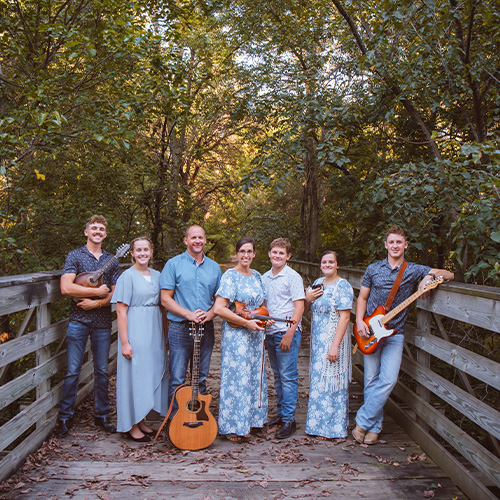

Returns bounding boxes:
[227,301,296,329]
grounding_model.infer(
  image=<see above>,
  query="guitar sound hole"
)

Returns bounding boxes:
[187,399,202,413]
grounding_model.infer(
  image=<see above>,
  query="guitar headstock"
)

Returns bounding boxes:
[189,322,205,340]
[116,243,130,258]
[422,276,444,291]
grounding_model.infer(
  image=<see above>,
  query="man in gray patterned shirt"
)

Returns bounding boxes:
[55,215,120,438]
[352,225,454,445]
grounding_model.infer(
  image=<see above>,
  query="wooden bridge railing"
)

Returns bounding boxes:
[0,270,120,482]
[289,259,500,500]
[1,263,500,499]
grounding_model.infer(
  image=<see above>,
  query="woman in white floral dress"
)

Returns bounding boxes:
[213,237,268,442]
[304,251,353,439]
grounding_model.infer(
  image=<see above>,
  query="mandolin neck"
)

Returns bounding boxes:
[90,255,117,283]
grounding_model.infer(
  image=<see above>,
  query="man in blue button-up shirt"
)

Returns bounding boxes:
[160,225,222,406]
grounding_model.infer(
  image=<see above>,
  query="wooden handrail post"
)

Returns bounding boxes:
[36,304,51,426]
[415,307,431,430]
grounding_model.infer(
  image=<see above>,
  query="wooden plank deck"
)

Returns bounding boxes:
[0,322,466,500]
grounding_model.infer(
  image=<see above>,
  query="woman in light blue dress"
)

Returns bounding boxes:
[304,251,353,439]
[213,237,268,442]
[112,237,168,442]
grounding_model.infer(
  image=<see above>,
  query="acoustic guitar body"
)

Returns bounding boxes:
[353,305,397,355]
[169,386,218,450]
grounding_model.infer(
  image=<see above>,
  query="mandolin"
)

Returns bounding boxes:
[73,244,130,299]
[353,277,443,355]
[168,323,218,450]
[227,301,296,329]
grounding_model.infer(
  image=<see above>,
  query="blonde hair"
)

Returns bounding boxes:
[130,237,153,263]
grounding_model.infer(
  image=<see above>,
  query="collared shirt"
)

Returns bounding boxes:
[362,259,431,334]
[159,250,222,322]
[62,246,120,328]
[262,264,305,335]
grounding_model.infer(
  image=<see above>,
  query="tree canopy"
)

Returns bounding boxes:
[1,0,499,284]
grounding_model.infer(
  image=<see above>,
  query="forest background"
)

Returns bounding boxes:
[1,0,499,286]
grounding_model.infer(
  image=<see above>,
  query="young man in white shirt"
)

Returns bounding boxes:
[262,238,305,439]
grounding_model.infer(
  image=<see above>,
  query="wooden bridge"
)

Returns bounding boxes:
[0,262,499,499]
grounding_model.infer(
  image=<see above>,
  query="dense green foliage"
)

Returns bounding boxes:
[1,0,499,284]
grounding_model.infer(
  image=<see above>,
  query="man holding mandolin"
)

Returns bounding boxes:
[55,215,120,438]
[352,225,454,446]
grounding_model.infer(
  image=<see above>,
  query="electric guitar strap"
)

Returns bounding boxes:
[384,261,408,312]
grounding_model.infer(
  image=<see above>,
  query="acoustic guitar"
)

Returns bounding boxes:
[73,243,130,300]
[353,277,443,355]
[168,322,218,450]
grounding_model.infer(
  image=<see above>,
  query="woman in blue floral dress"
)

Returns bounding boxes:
[304,251,353,439]
[213,237,268,442]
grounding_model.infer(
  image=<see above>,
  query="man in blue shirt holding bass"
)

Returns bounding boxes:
[160,225,222,406]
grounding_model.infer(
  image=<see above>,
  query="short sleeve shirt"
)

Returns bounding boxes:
[63,246,120,328]
[262,265,305,334]
[362,259,431,334]
[159,251,222,322]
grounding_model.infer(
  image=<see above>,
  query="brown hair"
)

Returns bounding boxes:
[85,215,108,228]
[235,236,255,253]
[130,237,153,263]
[269,238,292,254]
[320,250,339,263]
[385,225,407,241]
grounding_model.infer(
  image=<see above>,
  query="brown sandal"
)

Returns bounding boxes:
[226,433,251,443]
[317,435,332,441]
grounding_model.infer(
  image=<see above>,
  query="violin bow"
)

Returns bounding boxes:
[258,323,266,409]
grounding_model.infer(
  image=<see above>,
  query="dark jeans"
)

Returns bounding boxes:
[167,320,215,405]
[58,321,111,419]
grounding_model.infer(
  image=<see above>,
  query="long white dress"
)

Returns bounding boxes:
[112,267,169,432]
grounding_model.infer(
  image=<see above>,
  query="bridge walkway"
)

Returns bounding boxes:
[0,321,465,500]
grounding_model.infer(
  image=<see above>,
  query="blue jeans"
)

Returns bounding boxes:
[355,333,405,433]
[265,329,301,422]
[167,320,215,405]
[59,321,112,419]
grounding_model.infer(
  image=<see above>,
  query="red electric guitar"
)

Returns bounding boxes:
[353,277,443,355]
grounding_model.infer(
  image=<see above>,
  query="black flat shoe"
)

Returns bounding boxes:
[276,421,296,439]
[139,428,155,435]
[125,432,151,443]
